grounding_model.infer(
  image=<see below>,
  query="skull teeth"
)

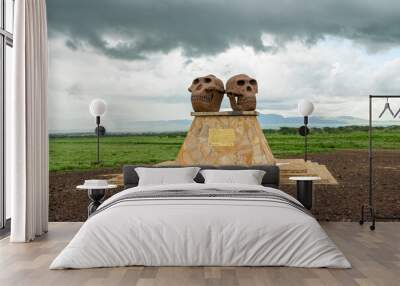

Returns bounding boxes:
[191,92,214,103]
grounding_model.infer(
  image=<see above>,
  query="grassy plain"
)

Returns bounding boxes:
[49,126,400,172]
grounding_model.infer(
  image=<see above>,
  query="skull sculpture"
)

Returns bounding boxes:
[226,74,258,111]
[188,74,225,112]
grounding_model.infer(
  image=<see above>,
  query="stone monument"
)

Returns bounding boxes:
[177,73,275,166]
[176,111,275,166]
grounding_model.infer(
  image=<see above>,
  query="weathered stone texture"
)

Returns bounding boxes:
[176,112,275,165]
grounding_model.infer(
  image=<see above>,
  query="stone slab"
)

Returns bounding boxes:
[277,159,338,185]
[191,111,259,116]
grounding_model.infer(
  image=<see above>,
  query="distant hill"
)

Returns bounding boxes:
[257,114,369,128]
[50,113,380,135]
[119,114,371,133]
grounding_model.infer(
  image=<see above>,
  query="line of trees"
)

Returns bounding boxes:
[263,125,400,135]
[49,125,400,138]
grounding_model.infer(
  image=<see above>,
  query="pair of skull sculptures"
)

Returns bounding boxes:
[188,74,258,112]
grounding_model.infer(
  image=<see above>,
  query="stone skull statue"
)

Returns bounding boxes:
[188,74,225,112]
[226,74,258,111]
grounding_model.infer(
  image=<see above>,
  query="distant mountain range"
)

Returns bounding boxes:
[114,114,372,133]
[258,114,369,127]
[51,113,385,135]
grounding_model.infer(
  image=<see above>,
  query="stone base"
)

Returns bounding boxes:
[176,112,275,166]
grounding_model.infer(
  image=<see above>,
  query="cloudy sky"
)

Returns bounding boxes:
[47,0,400,132]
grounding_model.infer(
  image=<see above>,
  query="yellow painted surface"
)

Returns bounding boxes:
[208,128,236,147]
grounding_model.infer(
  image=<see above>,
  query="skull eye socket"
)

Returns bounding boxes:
[249,79,257,86]
[193,78,199,85]
[204,77,212,83]
[237,80,245,86]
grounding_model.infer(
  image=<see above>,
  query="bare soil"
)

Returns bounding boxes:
[49,150,400,222]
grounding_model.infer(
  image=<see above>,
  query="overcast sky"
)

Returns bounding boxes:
[47,0,400,132]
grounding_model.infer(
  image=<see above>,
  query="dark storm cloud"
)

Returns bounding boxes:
[47,0,400,60]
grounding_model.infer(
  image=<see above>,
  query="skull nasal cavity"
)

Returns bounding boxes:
[196,84,203,90]
[247,86,252,91]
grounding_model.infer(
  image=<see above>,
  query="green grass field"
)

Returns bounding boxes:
[49,126,400,172]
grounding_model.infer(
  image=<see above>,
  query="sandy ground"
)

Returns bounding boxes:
[49,150,400,222]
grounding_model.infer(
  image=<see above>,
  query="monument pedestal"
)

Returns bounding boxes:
[176,111,275,166]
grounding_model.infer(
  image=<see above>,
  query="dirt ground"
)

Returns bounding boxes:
[49,150,400,222]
